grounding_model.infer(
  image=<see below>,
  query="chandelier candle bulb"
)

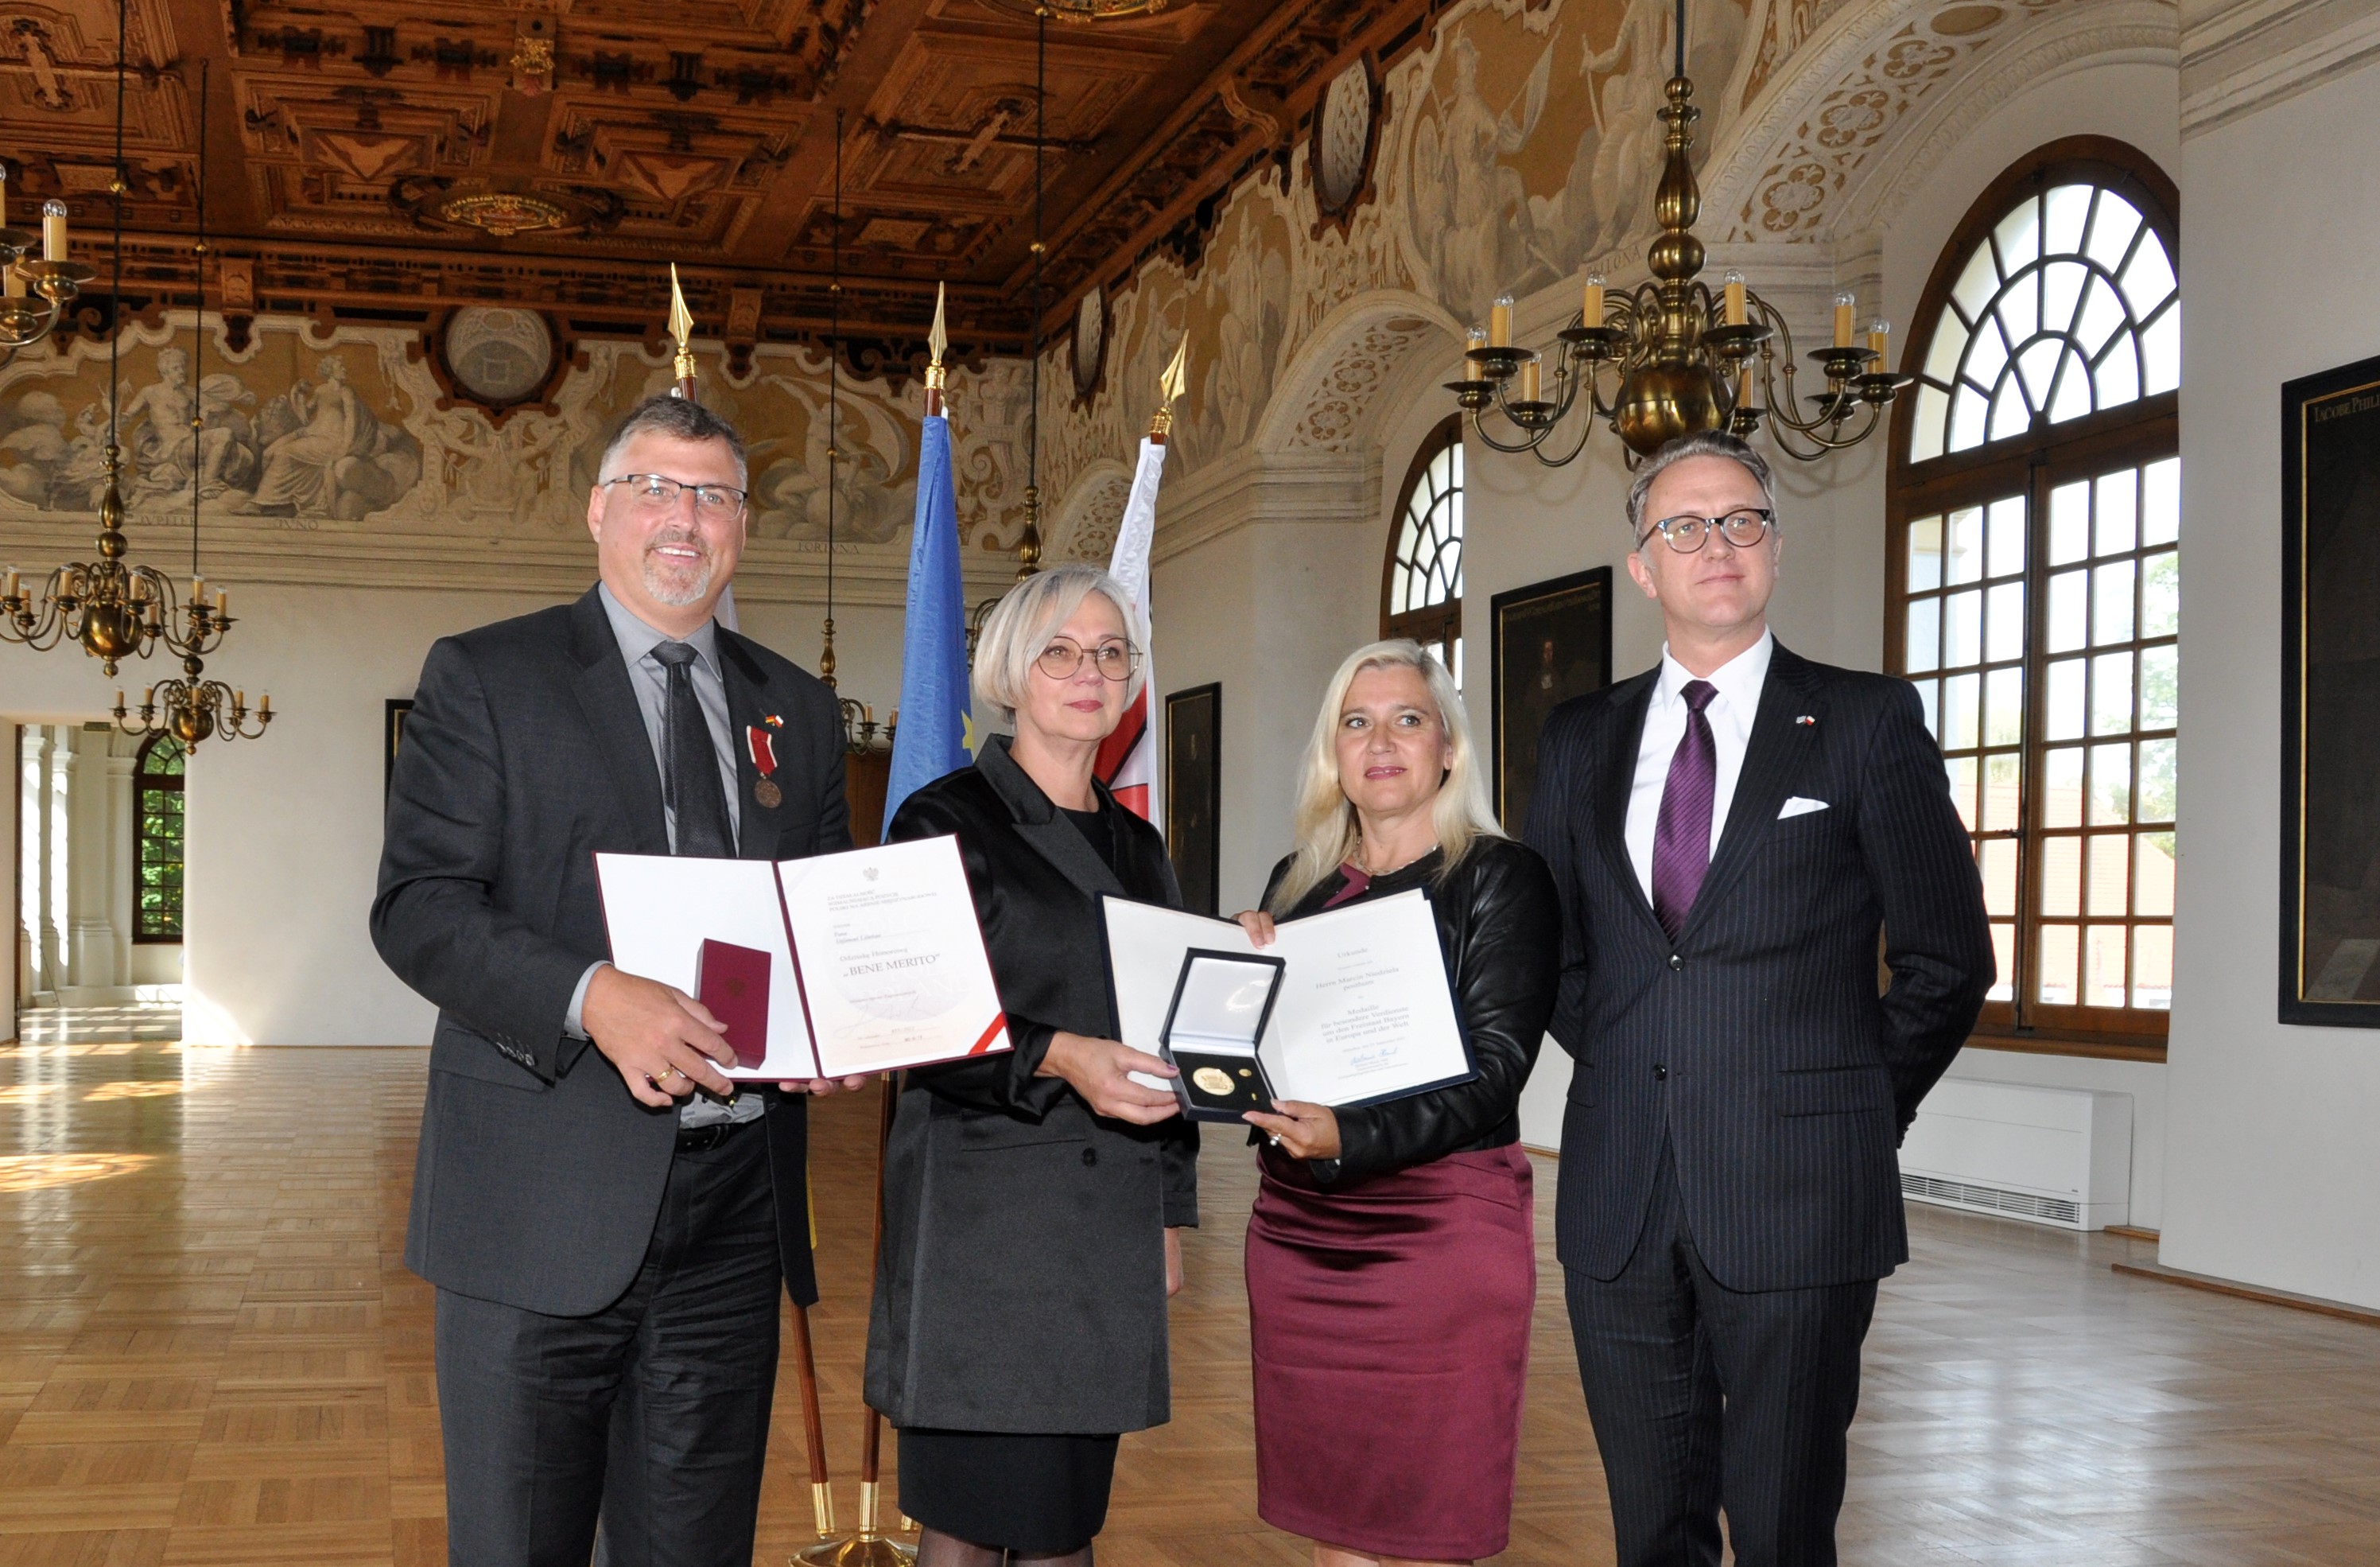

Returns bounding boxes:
[5,264,22,298]
[1868,318,1890,362]
[1723,270,1747,326]
[1489,294,1514,348]
[1833,290,1856,348]
[41,200,65,262]
[1584,272,1606,325]
[1518,354,1542,402]
[214,589,227,616]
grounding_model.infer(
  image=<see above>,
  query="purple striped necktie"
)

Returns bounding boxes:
[1650,679,1719,940]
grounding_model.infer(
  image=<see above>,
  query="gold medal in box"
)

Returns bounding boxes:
[1158,949,1283,1122]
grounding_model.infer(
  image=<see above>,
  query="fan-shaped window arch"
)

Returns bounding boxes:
[133,733,185,943]
[1889,138,2179,1056]
[1382,416,1465,681]
[1906,142,2179,463]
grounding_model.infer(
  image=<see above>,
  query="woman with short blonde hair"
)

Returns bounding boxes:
[868,562,1194,1567]
[1237,639,1561,1567]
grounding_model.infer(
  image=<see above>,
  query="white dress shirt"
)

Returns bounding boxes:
[1624,630,1774,904]
[573,584,760,1125]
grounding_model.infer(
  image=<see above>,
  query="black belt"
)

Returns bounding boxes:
[676,1116,759,1153]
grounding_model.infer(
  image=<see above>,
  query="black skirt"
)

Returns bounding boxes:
[896,1427,1121,1553]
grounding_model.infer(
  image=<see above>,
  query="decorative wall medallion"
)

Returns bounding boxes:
[1073,286,1108,402]
[1312,57,1379,222]
[441,308,558,408]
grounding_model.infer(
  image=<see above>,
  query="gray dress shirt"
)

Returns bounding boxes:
[565,583,763,1126]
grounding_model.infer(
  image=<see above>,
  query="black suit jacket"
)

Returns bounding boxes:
[1524,641,1992,1292]
[864,735,1198,1434]
[372,585,849,1316]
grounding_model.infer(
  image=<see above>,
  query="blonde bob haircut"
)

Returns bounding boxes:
[1268,639,1504,915]
[970,562,1147,725]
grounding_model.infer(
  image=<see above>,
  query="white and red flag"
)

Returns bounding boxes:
[1094,339,1186,825]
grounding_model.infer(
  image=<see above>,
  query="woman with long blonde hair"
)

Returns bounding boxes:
[1234,640,1560,1567]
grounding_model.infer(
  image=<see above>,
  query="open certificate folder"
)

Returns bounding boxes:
[1102,888,1474,1110]
[595,836,1010,1081]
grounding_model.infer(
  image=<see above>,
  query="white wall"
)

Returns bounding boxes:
[1,580,907,1046]
[2161,55,2380,1308]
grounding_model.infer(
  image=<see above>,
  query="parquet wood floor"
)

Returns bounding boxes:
[0,1041,2373,1565]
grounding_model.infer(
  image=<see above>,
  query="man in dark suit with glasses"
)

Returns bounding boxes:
[375,393,857,1567]
[1526,430,1993,1567]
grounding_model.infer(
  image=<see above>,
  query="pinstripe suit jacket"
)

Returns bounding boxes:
[1524,641,1993,1292]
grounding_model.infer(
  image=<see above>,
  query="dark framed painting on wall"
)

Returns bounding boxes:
[1165,683,1221,917]
[2281,352,2380,1025]
[386,698,413,802]
[1491,567,1612,834]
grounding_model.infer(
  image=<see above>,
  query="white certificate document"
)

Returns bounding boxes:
[594,854,821,1080]
[1103,888,1473,1109]
[595,836,1009,1081]
[776,836,1010,1076]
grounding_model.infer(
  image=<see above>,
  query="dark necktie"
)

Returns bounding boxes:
[650,640,735,858]
[1650,679,1719,941]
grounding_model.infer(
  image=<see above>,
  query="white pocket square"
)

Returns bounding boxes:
[1779,796,1831,818]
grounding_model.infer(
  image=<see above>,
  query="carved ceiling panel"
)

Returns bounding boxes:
[0,0,1430,361]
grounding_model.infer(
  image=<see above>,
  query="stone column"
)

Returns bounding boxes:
[68,729,118,993]
[37,729,66,1000]
[14,729,41,1005]
[107,743,137,990]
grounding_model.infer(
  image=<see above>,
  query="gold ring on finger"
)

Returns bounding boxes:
[658,1067,685,1082]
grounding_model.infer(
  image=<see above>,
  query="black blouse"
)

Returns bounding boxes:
[1260,836,1563,1187]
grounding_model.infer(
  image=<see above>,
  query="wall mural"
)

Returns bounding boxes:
[0,312,1034,565]
[1035,0,2106,531]
[1039,0,1760,519]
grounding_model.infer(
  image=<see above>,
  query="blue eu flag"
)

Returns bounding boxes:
[883,409,971,834]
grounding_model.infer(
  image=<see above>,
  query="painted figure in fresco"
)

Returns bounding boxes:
[245,355,421,521]
[122,348,203,504]
[49,403,113,513]
[0,390,70,507]
[1215,227,1290,449]
[750,374,908,543]
[1412,33,1553,323]
[196,374,262,500]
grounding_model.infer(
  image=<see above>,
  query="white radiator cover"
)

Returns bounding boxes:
[1898,1078,2133,1231]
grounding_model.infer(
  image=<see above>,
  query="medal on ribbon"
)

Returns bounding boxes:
[747,722,782,809]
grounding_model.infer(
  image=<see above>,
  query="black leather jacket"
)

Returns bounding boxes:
[1258,835,1561,1187]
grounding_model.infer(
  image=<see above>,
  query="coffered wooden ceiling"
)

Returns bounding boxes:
[4,0,1434,364]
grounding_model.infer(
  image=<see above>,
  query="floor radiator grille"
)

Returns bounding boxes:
[1901,1172,2082,1227]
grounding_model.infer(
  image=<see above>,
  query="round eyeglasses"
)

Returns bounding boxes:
[602,472,749,516]
[1035,638,1142,682]
[1636,507,1776,553]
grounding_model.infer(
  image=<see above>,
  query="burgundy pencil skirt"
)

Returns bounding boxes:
[1244,1142,1536,1561]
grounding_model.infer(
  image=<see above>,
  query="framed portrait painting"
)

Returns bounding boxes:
[1165,683,1221,917]
[385,698,413,801]
[1490,568,1612,834]
[2281,352,2380,1025]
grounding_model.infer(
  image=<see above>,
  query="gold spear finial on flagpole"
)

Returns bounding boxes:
[1150,335,1188,441]
[668,263,697,399]
[922,282,949,417]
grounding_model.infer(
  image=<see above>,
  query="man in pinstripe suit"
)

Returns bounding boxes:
[1525,431,1993,1567]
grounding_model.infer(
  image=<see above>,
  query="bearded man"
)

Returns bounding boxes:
[374,393,854,1567]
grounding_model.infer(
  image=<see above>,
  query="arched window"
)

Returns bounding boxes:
[1889,138,2179,1053]
[1383,416,1465,681]
[133,733,185,943]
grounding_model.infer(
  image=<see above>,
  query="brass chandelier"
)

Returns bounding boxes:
[0,179,95,364]
[0,49,274,749]
[1446,0,1911,465]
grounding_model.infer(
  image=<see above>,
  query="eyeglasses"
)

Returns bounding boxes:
[1637,508,1776,553]
[602,472,748,516]
[1035,638,1142,682]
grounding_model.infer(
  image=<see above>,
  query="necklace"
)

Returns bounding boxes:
[1353,834,1435,878]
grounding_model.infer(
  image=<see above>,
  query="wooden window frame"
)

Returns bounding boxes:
[132,733,184,945]
[1886,138,2179,1063]
[1381,414,1466,663]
